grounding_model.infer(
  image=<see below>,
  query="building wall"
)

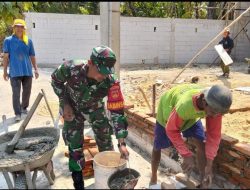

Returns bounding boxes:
[25,13,100,65]
[232,2,250,61]
[24,12,249,66]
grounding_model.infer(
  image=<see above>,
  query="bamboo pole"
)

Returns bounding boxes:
[138,87,152,112]
[209,19,250,67]
[41,89,55,124]
[152,84,156,117]
[170,6,250,84]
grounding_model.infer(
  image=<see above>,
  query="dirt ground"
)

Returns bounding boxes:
[0,67,183,189]
[0,62,249,189]
[120,62,250,143]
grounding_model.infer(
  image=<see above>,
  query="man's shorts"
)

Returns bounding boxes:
[153,120,206,151]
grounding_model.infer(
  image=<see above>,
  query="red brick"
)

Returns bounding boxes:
[232,175,250,187]
[144,128,154,136]
[219,163,231,174]
[133,112,150,120]
[88,147,99,158]
[233,143,250,157]
[84,149,93,161]
[224,154,235,162]
[220,163,241,175]
[134,119,149,128]
[227,150,242,159]
[233,159,246,170]
[124,104,134,110]
[124,108,138,116]
[89,139,96,146]
[83,169,94,177]
[127,119,134,125]
[84,135,92,143]
[219,171,231,179]
[144,117,156,126]
[85,159,93,166]
[244,168,250,179]
[240,184,248,189]
[128,127,143,138]
[215,153,233,163]
[228,177,240,186]
[221,134,239,146]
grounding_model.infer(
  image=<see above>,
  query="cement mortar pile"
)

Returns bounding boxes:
[0,128,59,168]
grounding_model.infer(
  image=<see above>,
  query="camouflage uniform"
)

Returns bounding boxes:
[51,59,128,172]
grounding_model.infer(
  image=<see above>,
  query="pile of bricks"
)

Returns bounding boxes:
[65,136,99,177]
[125,108,250,189]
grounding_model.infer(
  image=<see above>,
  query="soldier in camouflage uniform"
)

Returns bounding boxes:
[51,46,129,189]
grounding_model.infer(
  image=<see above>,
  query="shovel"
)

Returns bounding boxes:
[5,92,43,154]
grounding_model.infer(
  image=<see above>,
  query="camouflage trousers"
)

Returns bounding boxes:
[63,102,114,172]
[220,60,230,75]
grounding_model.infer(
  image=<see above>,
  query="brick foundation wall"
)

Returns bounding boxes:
[125,108,250,189]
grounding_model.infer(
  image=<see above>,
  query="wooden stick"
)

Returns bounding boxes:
[152,84,156,117]
[209,19,250,67]
[170,6,250,84]
[41,89,55,124]
[219,2,238,20]
[5,92,43,154]
[138,87,152,111]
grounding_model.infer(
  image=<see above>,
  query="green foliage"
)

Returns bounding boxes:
[120,2,220,19]
[0,1,100,47]
[0,1,227,49]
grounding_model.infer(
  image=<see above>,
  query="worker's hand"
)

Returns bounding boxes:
[63,104,75,121]
[119,145,129,160]
[34,70,39,79]
[181,156,195,174]
[3,72,9,81]
[201,165,213,189]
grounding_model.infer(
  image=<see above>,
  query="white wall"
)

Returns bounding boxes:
[25,13,100,64]
[24,12,249,66]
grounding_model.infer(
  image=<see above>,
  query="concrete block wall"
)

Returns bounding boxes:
[24,13,100,65]
[125,108,250,189]
[24,12,249,66]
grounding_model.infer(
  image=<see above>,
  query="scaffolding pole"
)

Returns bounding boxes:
[170,6,250,84]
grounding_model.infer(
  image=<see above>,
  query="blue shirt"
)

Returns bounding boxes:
[2,35,35,78]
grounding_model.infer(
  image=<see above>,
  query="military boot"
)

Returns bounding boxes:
[72,171,84,189]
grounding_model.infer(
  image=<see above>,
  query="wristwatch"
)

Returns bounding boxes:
[117,142,126,148]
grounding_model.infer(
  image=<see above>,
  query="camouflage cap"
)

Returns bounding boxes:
[90,45,116,75]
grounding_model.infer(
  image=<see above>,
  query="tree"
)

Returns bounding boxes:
[0,2,100,49]
[0,1,229,49]
[0,2,35,49]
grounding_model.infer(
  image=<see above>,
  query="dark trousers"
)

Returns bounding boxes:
[10,76,32,115]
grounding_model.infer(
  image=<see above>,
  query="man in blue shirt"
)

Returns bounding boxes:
[2,19,39,122]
